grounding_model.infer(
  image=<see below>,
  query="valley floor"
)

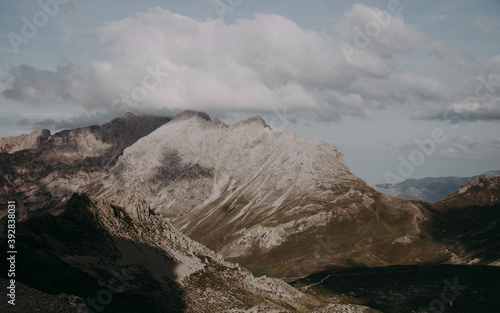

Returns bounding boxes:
[290,264,500,313]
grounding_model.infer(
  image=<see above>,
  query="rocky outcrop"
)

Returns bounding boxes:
[0,129,50,154]
[0,113,170,220]
[440,176,500,207]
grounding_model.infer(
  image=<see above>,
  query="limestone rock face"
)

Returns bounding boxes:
[96,111,428,277]
[0,111,458,278]
[0,129,50,154]
[2,111,430,278]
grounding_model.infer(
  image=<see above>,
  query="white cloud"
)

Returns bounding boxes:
[62,27,82,44]
[335,4,424,54]
[435,135,500,159]
[474,16,500,37]
[0,5,481,122]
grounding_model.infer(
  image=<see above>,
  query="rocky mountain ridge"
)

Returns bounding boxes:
[0,111,478,278]
[0,129,50,154]
[440,176,500,207]
[90,111,436,277]
[422,176,500,266]
[0,113,170,220]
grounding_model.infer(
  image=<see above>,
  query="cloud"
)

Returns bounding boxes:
[0,5,476,122]
[436,135,500,159]
[415,102,500,123]
[335,3,424,54]
[413,72,500,123]
[2,64,77,104]
[62,27,82,44]
[384,134,500,161]
[449,135,477,153]
[16,111,117,131]
[474,16,500,37]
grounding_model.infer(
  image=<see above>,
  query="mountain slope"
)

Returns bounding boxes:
[422,176,500,265]
[374,171,500,203]
[2,193,362,313]
[439,176,500,207]
[292,178,500,312]
[96,111,440,278]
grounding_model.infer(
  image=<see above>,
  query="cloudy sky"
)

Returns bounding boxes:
[1,0,499,184]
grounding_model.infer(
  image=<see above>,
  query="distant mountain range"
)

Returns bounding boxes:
[374,170,500,203]
[1,111,499,312]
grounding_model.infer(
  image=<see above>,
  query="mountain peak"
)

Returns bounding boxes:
[234,115,270,129]
[117,111,135,119]
[100,113,171,147]
[171,110,211,122]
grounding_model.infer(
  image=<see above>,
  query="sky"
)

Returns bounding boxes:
[1,0,499,185]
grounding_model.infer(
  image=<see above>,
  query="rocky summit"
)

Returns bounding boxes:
[95,111,434,278]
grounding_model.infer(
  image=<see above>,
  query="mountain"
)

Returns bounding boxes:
[0,129,50,154]
[289,177,500,313]
[2,110,499,311]
[2,193,365,312]
[0,112,384,312]
[374,170,500,203]
[439,175,500,207]
[0,113,170,220]
[2,111,482,279]
[423,176,500,265]
[92,111,446,278]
